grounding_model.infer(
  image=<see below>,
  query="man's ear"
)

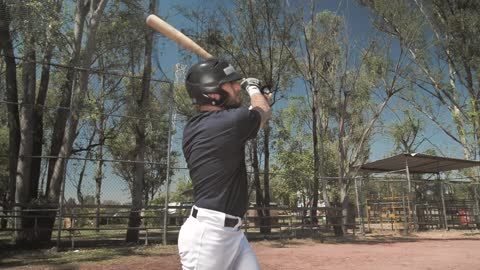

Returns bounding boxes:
[207,93,221,100]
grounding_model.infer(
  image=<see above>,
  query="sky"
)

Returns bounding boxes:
[65,0,463,203]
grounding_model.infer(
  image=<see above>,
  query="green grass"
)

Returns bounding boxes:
[0,244,178,268]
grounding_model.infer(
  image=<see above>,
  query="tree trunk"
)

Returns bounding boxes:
[45,0,109,242]
[76,152,89,205]
[94,117,104,230]
[251,139,265,232]
[77,129,96,205]
[30,0,63,199]
[310,90,320,224]
[336,90,347,236]
[340,186,350,235]
[0,0,20,219]
[319,127,330,208]
[94,152,103,230]
[126,0,154,243]
[49,0,108,203]
[14,35,36,245]
[46,0,89,195]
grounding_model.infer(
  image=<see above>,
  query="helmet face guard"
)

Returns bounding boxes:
[185,59,243,107]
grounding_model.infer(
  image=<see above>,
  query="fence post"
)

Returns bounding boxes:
[402,192,408,235]
[145,220,149,246]
[162,82,174,246]
[71,214,75,249]
[56,156,68,251]
[473,183,480,229]
[439,178,448,230]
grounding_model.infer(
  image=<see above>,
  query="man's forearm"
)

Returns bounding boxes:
[250,94,271,128]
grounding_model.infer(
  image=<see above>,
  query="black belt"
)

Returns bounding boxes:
[191,208,239,228]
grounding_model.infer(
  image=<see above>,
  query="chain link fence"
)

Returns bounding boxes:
[1,48,480,249]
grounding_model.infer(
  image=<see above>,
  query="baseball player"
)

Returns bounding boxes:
[178,58,271,270]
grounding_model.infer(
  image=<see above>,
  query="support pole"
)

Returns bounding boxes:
[162,82,174,245]
[405,159,413,233]
[438,173,448,230]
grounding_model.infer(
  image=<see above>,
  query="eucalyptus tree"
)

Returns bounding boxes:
[48,0,109,206]
[0,0,67,244]
[125,0,153,243]
[98,0,178,242]
[270,100,313,208]
[30,0,63,197]
[290,7,410,233]
[41,0,110,243]
[287,6,341,221]
[107,78,174,239]
[80,55,126,230]
[271,96,337,208]
[1,0,111,243]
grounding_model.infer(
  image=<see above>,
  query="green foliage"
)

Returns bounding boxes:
[169,178,193,203]
[107,78,177,200]
[359,0,480,163]
[150,178,193,206]
[271,97,338,206]
[173,84,197,119]
[388,110,426,154]
[357,0,426,49]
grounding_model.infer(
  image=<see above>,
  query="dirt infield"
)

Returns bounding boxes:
[3,231,480,270]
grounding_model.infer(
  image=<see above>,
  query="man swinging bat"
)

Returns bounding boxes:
[146,14,271,269]
[178,59,271,269]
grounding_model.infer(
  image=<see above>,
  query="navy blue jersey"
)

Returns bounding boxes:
[182,107,261,217]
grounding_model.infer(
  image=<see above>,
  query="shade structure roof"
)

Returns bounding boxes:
[358,153,480,174]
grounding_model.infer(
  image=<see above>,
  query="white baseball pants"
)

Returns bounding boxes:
[178,206,260,270]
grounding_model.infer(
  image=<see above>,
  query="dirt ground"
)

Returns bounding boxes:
[3,230,480,270]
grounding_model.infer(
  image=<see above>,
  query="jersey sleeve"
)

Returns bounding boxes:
[232,107,261,142]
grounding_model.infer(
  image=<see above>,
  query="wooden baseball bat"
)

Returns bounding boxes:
[146,14,213,59]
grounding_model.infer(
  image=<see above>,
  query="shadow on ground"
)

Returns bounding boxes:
[0,244,177,269]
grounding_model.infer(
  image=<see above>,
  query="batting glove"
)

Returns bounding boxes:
[241,78,262,97]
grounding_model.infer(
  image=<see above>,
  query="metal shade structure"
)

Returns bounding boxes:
[357,153,480,232]
[358,153,480,174]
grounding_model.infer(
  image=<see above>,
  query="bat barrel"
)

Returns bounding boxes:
[146,15,213,59]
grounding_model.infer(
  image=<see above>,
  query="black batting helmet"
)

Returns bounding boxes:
[185,58,243,106]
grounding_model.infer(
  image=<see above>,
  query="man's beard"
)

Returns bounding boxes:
[223,95,242,109]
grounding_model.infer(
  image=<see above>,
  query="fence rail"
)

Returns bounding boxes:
[1,205,358,248]
[2,200,480,249]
